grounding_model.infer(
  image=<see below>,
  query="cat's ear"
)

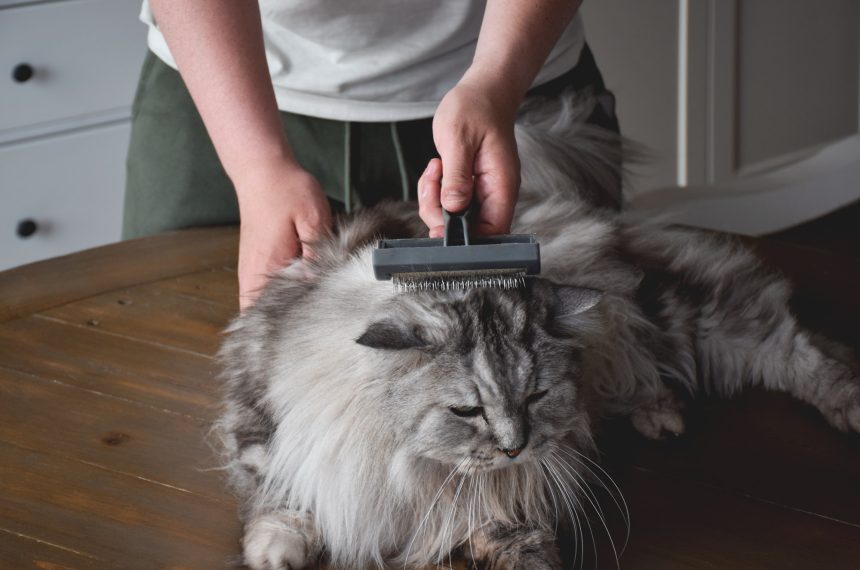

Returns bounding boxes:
[552,286,603,330]
[356,320,428,350]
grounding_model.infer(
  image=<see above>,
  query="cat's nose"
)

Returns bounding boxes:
[499,445,525,458]
[490,413,528,458]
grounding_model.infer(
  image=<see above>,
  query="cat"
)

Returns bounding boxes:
[216,91,860,570]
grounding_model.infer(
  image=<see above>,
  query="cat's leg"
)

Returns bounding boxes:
[765,328,860,432]
[598,311,688,440]
[233,444,323,569]
[626,226,859,433]
[629,383,686,440]
[704,310,860,433]
[231,443,323,569]
[242,509,323,570]
[218,408,324,569]
[467,525,561,570]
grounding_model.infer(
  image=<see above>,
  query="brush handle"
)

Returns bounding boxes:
[442,209,470,247]
[442,196,478,247]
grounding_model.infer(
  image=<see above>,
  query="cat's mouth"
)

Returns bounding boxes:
[464,458,521,473]
[461,439,551,472]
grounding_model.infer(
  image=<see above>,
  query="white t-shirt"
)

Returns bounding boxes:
[141,1,585,122]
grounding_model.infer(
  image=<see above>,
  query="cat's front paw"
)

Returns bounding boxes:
[472,526,561,570]
[631,395,685,440]
[243,512,320,570]
[493,548,562,570]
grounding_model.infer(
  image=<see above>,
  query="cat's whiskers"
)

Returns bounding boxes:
[542,454,582,568]
[403,457,467,568]
[552,444,631,554]
[439,461,469,568]
[466,466,477,567]
[538,457,561,534]
[560,460,586,570]
[478,472,488,548]
[548,451,613,570]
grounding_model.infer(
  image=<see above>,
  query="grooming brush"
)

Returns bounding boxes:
[372,206,540,292]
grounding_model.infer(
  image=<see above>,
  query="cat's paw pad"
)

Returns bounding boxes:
[631,404,685,440]
[243,513,318,570]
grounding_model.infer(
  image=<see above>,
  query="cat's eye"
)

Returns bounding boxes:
[526,390,549,405]
[449,405,484,418]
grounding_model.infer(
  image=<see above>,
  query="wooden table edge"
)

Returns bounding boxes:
[0,226,239,323]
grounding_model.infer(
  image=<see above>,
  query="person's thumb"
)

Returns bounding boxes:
[439,144,475,213]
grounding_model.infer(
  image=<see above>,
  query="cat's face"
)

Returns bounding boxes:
[356,280,602,472]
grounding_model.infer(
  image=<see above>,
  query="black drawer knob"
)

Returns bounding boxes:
[16,219,38,238]
[12,63,34,83]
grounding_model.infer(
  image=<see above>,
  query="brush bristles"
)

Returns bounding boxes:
[392,270,527,292]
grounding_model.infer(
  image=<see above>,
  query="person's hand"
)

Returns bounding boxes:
[419,78,521,238]
[235,161,331,310]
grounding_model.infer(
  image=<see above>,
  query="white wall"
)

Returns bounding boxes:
[581,0,680,194]
[582,0,860,235]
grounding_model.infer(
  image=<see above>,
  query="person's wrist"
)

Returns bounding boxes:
[458,64,528,120]
[232,155,310,210]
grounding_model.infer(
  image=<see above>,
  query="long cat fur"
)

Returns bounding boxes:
[217,91,860,570]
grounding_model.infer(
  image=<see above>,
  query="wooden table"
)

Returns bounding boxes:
[1,227,858,569]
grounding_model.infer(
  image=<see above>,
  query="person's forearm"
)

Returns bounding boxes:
[464,0,582,113]
[149,0,295,195]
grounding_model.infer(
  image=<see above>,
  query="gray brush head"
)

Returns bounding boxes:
[372,234,540,291]
[372,206,540,292]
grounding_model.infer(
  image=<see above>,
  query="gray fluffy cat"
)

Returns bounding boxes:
[217,92,860,570]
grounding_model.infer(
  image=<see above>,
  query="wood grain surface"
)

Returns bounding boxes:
[0,226,857,569]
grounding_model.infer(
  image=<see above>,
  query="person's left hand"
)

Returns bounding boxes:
[419,78,521,238]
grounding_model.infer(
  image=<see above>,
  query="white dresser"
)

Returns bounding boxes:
[0,0,146,271]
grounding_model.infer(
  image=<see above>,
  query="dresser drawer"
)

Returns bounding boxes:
[0,123,129,271]
[0,0,146,138]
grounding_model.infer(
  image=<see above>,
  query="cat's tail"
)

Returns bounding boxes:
[514,89,638,212]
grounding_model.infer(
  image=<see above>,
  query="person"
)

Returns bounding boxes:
[124,0,619,310]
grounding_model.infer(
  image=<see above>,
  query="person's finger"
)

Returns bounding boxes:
[438,141,475,213]
[275,223,303,266]
[418,158,444,237]
[296,199,333,260]
[239,271,268,311]
[238,223,300,311]
[473,167,519,236]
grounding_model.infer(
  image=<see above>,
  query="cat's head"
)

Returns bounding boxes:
[355,279,603,472]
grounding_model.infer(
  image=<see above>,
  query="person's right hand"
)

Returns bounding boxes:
[235,161,331,311]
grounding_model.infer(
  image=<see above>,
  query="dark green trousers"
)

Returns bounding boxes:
[123,46,618,239]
